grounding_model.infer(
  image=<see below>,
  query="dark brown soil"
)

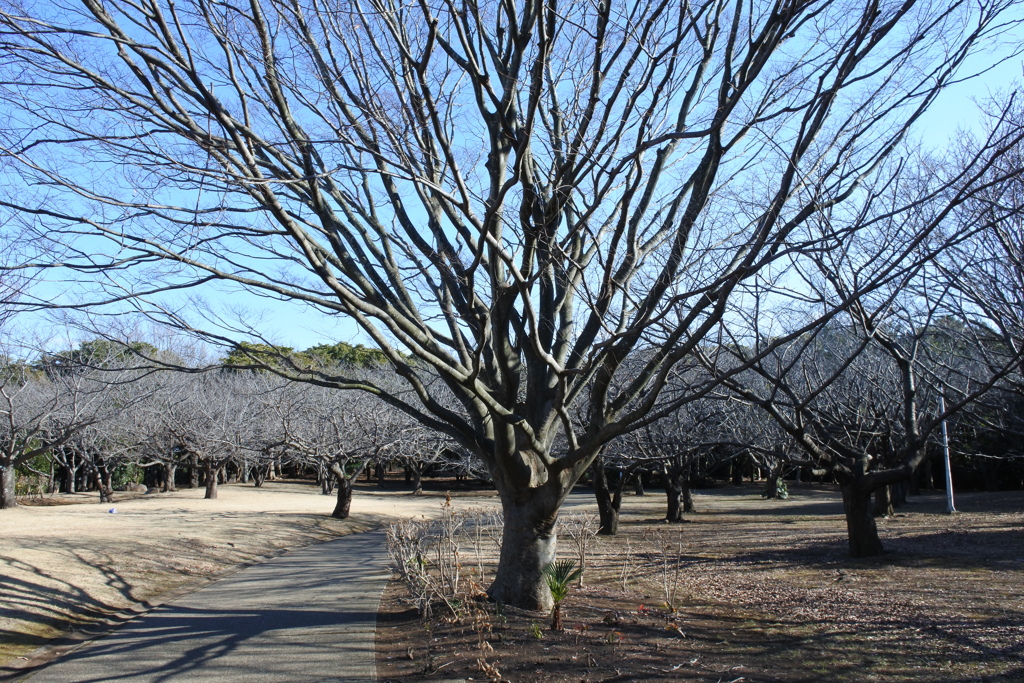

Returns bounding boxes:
[376,485,1024,682]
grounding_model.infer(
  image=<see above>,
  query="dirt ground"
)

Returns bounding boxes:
[377,485,1024,683]
[0,479,499,669]
[3,481,1021,682]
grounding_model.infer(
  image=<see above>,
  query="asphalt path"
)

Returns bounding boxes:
[15,530,389,683]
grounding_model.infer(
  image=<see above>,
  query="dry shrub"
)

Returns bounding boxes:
[386,498,502,618]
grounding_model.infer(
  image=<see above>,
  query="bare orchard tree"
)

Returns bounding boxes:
[640,396,751,521]
[2,0,1021,607]
[132,384,189,492]
[282,378,413,519]
[713,277,1021,556]
[55,366,156,502]
[396,426,477,496]
[937,113,1024,452]
[0,350,120,507]
[158,372,268,499]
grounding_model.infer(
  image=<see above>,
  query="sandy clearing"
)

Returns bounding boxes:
[0,481,500,667]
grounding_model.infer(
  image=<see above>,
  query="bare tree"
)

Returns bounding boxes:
[1,0,1020,607]
[282,377,412,518]
[0,349,122,507]
[153,373,266,499]
[714,263,1023,555]
[936,109,1024,456]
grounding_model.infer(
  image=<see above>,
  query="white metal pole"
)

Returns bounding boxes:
[939,391,956,514]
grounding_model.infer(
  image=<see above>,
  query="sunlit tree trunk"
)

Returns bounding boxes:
[487,484,561,611]
[203,462,220,499]
[329,462,353,519]
[0,462,17,510]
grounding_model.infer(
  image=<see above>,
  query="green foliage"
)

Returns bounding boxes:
[39,339,159,374]
[14,453,52,496]
[221,340,391,370]
[529,622,544,640]
[301,342,390,368]
[0,357,39,384]
[220,342,296,368]
[542,559,583,604]
[15,452,51,475]
[112,462,143,489]
[763,478,789,499]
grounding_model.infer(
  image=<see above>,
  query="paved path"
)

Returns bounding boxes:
[16,530,389,683]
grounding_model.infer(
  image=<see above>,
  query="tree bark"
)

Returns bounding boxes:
[908,466,921,495]
[872,484,894,518]
[633,474,645,496]
[93,464,113,504]
[253,464,267,488]
[921,458,934,490]
[665,475,686,523]
[188,455,199,488]
[409,465,424,495]
[487,491,559,612]
[319,464,332,494]
[892,481,907,507]
[330,464,353,519]
[0,462,17,509]
[763,462,785,499]
[731,458,744,485]
[204,462,219,499]
[163,463,177,492]
[62,460,79,494]
[841,481,884,557]
[591,459,620,536]
[664,463,692,521]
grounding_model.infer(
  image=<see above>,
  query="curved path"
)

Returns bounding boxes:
[15,530,389,683]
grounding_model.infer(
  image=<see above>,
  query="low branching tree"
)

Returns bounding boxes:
[2,0,1022,607]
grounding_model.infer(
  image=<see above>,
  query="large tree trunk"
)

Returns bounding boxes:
[872,484,894,518]
[633,474,645,496]
[892,481,907,508]
[487,489,559,612]
[763,461,786,499]
[841,481,884,557]
[921,457,934,490]
[93,464,114,504]
[62,460,79,494]
[664,463,693,522]
[591,459,620,536]
[409,464,423,496]
[0,462,17,509]
[664,471,686,523]
[188,455,199,488]
[204,462,219,499]
[731,457,744,485]
[163,463,177,492]
[253,463,267,488]
[330,464,353,519]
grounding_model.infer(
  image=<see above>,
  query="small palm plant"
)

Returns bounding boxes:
[542,559,583,631]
